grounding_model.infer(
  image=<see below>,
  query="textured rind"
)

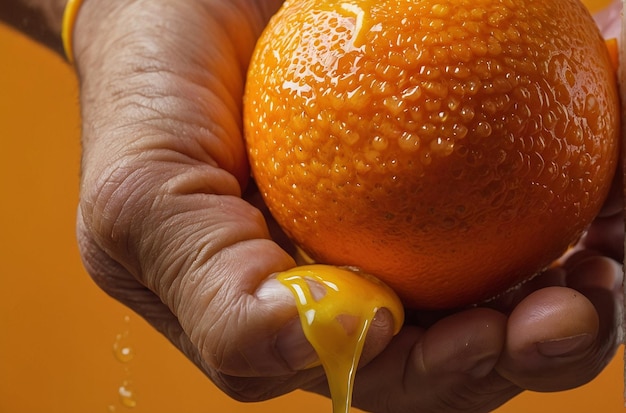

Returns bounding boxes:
[244,0,620,309]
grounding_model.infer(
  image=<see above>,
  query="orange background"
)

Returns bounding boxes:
[0,11,624,413]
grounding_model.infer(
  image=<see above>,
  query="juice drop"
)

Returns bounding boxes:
[113,332,134,363]
[118,380,137,408]
[109,315,137,410]
[113,315,134,363]
[277,265,404,413]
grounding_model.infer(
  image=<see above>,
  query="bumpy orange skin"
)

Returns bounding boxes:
[244,0,620,309]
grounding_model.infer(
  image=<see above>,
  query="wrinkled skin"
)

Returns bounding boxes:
[70,1,623,412]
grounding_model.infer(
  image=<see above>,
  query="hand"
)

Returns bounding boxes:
[74,0,336,400]
[70,0,622,412]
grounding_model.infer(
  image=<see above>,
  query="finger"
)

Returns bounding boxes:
[566,254,623,291]
[496,286,599,391]
[565,255,623,364]
[321,308,523,413]
[78,176,401,401]
[78,200,324,400]
[581,212,624,262]
[497,260,620,391]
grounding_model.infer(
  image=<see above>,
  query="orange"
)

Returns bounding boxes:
[243,0,620,309]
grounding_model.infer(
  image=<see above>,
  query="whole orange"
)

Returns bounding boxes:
[243,0,620,309]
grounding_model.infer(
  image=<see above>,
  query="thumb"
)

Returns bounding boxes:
[180,236,400,395]
[157,237,399,401]
[78,197,317,400]
[79,188,398,401]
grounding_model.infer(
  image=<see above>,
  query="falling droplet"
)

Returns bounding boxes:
[113,333,134,363]
[108,315,138,410]
[113,316,134,363]
[118,380,137,408]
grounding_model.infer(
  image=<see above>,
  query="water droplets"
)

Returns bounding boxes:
[118,381,138,408]
[430,137,455,157]
[108,316,137,411]
[398,131,421,152]
[474,121,493,139]
[113,332,134,364]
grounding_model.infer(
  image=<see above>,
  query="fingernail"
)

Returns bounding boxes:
[371,307,393,329]
[255,278,297,304]
[536,333,593,357]
[256,277,321,371]
[276,318,320,370]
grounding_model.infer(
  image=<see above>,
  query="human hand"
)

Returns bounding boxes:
[70,0,622,412]
[74,0,397,401]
